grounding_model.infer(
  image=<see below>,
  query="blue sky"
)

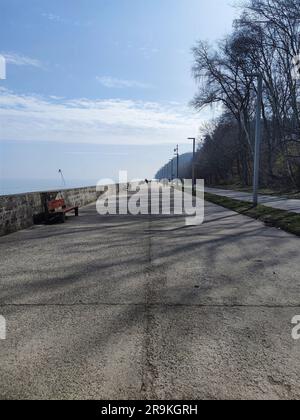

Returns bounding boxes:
[0,0,238,186]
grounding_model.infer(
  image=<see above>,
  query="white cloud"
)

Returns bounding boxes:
[2,52,43,69]
[42,13,63,22]
[139,47,160,60]
[96,76,152,89]
[0,55,6,80]
[42,12,92,27]
[0,88,203,145]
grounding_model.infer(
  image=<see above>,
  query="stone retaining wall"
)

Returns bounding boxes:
[0,183,130,237]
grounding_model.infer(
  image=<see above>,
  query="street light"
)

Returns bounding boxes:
[242,69,264,206]
[188,138,196,192]
[251,74,263,207]
[174,145,179,180]
[169,159,174,181]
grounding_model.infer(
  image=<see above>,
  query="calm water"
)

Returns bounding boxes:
[0,179,98,196]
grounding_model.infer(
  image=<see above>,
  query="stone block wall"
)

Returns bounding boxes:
[0,192,44,237]
[0,184,132,237]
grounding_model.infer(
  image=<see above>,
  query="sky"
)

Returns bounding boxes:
[0,0,238,188]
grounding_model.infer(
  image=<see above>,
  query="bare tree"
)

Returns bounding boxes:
[190,0,300,189]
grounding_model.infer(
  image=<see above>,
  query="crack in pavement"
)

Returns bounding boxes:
[1,303,300,309]
[140,215,159,399]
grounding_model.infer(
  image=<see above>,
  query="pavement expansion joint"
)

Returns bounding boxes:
[1,302,300,309]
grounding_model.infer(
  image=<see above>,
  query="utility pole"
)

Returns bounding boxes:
[169,159,174,181]
[253,74,263,207]
[174,145,179,179]
[188,138,196,192]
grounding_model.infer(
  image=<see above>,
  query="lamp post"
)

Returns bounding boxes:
[253,74,263,207]
[188,138,196,192]
[243,71,263,206]
[174,145,179,180]
[169,159,174,181]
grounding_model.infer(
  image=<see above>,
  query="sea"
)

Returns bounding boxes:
[0,179,99,196]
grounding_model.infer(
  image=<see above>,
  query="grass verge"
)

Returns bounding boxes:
[208,184,300,199]
[205,192,300,237]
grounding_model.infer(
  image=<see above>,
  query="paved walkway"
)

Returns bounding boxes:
[0,185,300,399]
[206,187,300,214]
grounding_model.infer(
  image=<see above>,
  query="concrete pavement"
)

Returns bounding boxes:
[206,187,300,213]
[0,187,300,399]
